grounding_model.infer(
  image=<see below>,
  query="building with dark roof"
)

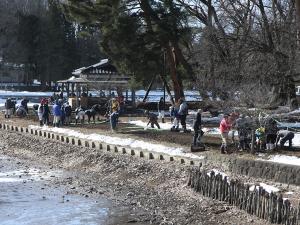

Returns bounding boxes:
[72,59,130,85]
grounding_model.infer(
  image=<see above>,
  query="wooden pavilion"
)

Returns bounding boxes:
[58,59,134,108]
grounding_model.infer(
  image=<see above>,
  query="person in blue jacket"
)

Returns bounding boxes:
[52,100,62,127]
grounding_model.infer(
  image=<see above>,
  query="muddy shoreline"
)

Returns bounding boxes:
[0,127,272,225]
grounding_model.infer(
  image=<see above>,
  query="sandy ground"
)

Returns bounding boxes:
[0,115,273,225]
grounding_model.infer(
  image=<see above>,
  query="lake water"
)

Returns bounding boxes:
[0,156,148,225]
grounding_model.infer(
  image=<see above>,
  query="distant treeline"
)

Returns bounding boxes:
[0,0,103,87]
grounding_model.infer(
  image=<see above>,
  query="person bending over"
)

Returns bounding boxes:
[145,110,160,129]
[276,130,294,150]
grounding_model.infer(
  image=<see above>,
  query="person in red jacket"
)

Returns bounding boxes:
[220,114,231,154]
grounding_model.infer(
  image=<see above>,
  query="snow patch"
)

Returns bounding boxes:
[28,125,204,160]
[249,183,280,193]
[207,169,228,179]
[257,154,300,166]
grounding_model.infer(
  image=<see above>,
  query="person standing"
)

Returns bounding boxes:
[64,102,72,125]
[37,102,44,126]
[42,100,50,125]
[157,97,165,123]
[20,98,29,113]
[235,114,249,151]
[170,100,180,131]
[5,98,13,118]
[264,117,278,151]
[178,98,189,132]
[110,98,120,131]
[193,109,203,147]
[220,114,231,154]
[60,104,66,126]
[52,101,62,127]
[117,95,125,114]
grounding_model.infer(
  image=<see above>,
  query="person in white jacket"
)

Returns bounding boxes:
[178,98,188,133]
[37,103,44,126]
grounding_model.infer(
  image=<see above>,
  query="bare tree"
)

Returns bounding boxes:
[177,0,298,109]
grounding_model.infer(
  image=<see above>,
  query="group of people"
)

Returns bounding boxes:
[169,98,189,132]
[145,97,189,132]
[37,98,72,127]
[37,94,123,130]
[4,98,28,118]
[4,95,297,153]
[219,112,295,154]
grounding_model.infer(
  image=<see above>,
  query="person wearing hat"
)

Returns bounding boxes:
[219,114,231,154]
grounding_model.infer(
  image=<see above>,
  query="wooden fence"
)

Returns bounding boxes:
[188,167,300,224]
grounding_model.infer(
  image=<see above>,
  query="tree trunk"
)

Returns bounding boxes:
[143,75,156,102]
[139,0,185,102]
[269,53,298,110]
[269,74,298,110]
[159,74,175,105]
[166,45,184,101]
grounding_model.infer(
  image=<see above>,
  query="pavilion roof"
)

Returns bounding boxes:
[57,76,90,83]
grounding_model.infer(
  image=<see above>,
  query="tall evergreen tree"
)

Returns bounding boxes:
[63,0,194,100]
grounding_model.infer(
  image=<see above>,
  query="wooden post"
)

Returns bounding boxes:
[188,169,300,225]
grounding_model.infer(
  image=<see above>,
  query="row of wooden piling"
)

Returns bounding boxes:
[0,123,201,167]
[189,168,300,225]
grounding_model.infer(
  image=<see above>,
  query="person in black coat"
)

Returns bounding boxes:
[276,130,295,150]
[5,98,13,118]
[64,103,72,125]
[145,110,160,129]
[193,109,203,146]
[42,102,50,125]
[21,98,29,113]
